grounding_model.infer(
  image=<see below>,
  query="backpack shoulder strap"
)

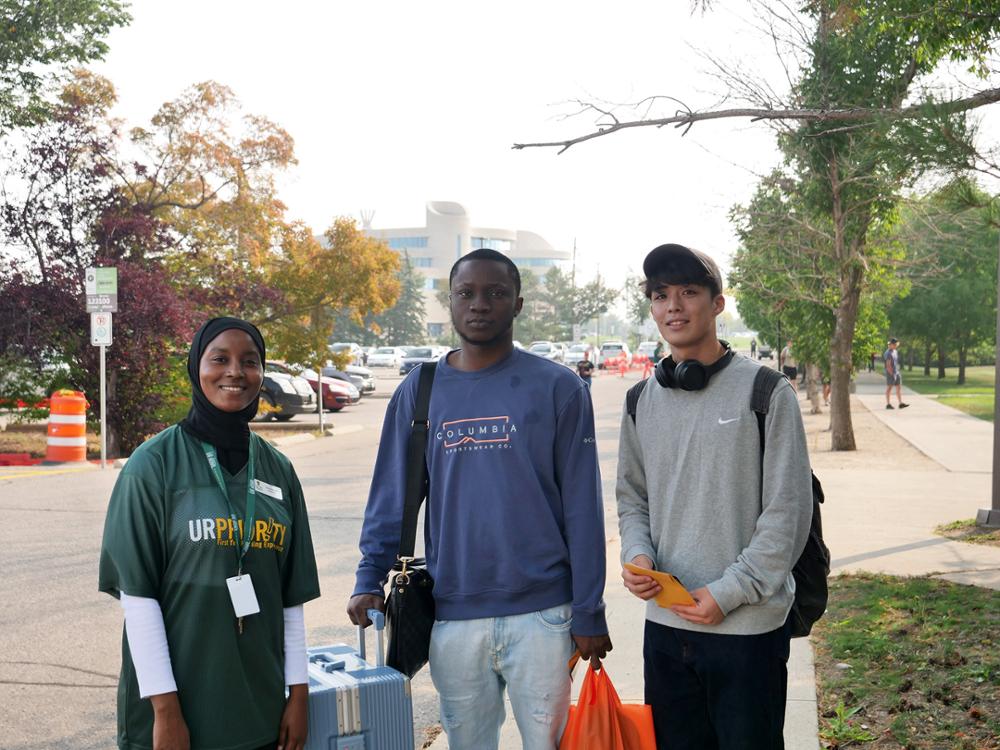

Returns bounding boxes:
[399,361,437,558]
[626,378,650,424]
[751,367,786,449]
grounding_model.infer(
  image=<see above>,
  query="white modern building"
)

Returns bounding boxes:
[366,201,571,339]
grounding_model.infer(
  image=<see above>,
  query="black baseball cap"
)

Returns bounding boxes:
[888,337,899,344]
[642,243,724,296]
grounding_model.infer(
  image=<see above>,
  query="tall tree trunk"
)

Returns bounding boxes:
[830,266,862,451]
[957,345,967,385]
[923,343,933,376]
[828,151,861,451]
[937,343,947,379]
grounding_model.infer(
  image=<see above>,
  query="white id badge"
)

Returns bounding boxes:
[225,574,261,617]
[253,478,283,501]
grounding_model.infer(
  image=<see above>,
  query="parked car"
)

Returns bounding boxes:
[399,346,441,375]
[267,361,356,411]
[758,344,774,360]
[319,365,375,396]
[564,343,596,368]
[303,370,358,410]
[257,364,317,421]
[345,364,376,394]
[528,341,564,363]
[328,341,366,366]
[598,341,632,369]
[367,346,406,368]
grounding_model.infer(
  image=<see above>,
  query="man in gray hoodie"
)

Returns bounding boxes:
[617,243,813,750]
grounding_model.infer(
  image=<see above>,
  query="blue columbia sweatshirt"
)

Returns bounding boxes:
[353,348,608,636]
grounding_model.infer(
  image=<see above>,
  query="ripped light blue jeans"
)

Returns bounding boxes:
[428,602,575,750]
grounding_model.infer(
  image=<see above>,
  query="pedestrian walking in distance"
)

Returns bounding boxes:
[884,337,910,409]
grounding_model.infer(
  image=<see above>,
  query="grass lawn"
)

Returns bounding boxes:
[813,573,1000,749]
[902,366,995,422]
[0,425,102,459]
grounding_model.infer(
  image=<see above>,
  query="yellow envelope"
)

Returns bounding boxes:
[623,562,696,608]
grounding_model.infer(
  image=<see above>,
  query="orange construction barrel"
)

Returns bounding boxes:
[45,390,88,462]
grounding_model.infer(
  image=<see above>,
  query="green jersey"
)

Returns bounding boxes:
[99,425,321,750]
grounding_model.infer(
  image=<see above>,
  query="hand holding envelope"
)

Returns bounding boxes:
[623,562,696,608]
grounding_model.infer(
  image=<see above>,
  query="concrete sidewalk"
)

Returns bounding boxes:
[853,372,993,475]
[825,373,1000,589]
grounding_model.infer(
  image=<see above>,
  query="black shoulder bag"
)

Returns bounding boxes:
[385,361,437,678]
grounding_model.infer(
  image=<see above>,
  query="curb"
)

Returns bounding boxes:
[272,433,318,448]
[326,424,364,438]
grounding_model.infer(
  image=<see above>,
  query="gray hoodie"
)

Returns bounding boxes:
[616,354,812,635]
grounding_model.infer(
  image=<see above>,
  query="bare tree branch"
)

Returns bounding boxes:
[514,87,1000,154]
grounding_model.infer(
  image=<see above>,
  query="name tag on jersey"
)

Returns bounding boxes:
[253,479,283,501]
[226,574,261,617]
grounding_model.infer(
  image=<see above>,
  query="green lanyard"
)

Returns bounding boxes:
[201,438,256,575]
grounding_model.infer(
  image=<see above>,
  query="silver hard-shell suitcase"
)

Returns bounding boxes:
[306,609,415,750]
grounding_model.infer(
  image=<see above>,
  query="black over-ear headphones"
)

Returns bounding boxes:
[655,341,735,391]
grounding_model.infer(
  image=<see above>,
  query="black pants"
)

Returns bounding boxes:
[643,620,790,750]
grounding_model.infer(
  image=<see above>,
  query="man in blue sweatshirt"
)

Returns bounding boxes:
[348,248,611,750]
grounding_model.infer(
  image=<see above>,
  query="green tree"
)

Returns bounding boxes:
[538,266,618,341]
[0,0,130,131]
[731,170,902,381]
[339,252,426,345]
[513,269,556,343]
[624,274,649,331]
[518,2,1000,450]
[574,275,618,337]
[889,181,999,384]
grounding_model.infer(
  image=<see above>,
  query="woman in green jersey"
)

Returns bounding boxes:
[99,317,321,750]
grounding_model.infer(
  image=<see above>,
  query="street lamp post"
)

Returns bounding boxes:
[978,230,1000,528]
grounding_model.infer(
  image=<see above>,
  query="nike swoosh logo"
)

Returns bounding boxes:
[718,417,739,425]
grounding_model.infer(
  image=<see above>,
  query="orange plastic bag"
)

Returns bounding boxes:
[559,665,656,750]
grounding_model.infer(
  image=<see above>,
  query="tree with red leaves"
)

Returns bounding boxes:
[0,71,191,455]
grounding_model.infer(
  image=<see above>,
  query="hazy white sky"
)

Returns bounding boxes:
[91,0,999,293]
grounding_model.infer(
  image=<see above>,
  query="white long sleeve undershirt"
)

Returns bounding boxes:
[119,592,176,698]
[120,593,308,697]
[283,605,308,685]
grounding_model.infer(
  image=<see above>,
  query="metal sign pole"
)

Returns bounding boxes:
[100,344,107,469]
[87,267,116,470]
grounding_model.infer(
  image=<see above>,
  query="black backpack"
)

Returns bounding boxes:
[625,367,830,638]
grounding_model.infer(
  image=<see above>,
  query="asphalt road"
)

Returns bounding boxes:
[0,366,636,749]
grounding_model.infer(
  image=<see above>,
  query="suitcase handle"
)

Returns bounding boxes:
[356,608,385,666]
[308,653,347,672]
